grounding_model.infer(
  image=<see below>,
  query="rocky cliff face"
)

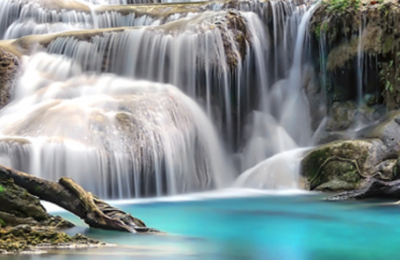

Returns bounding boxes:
[309,0,400,111]
[302,0,400,191]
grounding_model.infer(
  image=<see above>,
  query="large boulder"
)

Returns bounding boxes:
[302,110,400,191]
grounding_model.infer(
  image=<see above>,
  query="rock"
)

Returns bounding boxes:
[0,165,158,233]
[325,101,384,132]
[302,138,386,191]
[303,110,400,191]
[0,174,73,229]
[309,0,400,112]
[0,173,112,254]
[325,101,358,131]
[0,225,107,254]
[359,110,400,157]
[0,47,19,109]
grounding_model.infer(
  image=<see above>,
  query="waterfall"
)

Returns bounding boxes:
[236,2,319,187]
[0,0,272,40]
[0,0,323,197]
[26,10,268,149]
[357,14,366,105]
[0,53,232,198]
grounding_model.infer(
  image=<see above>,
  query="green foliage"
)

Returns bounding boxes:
[315,24,321,39]
[315,22,329,41]
[0,218,5,227]
[0,185,4,192]
[379,59,400,95]
[324,0,361,14]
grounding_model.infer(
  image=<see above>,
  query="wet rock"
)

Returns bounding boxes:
[0,225,106,254]
[325,101,384,131]
[0,174,73,229]
[302,138,386,191]
[309,0,400,112]
[0,47,19,109]
[359,110,400,155]
[303,110,400,191]
[325,101,358,131]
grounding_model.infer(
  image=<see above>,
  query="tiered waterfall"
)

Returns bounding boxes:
[0,0,321,198]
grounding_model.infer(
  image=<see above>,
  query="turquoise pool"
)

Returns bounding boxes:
[5,190,400,260]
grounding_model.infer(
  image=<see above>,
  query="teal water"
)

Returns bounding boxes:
[5,191,400,260]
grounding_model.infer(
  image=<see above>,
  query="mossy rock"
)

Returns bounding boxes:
[302,138,386,190]
[0,225,105,253]
[0,175,73,229]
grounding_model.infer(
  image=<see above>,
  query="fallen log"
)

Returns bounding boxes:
[0,165,158,233]
[327,178,400,201]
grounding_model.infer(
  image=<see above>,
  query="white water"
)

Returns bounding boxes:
[235,148,310,189]
[39,10,270,149]
[357,14,366,105]
[0,0,273,40]
[0,53,232,198]
[238,2,317,179]
[0,0,322,197]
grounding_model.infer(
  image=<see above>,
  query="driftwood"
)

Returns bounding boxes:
[0,165,157,233]
[327,178,400,201]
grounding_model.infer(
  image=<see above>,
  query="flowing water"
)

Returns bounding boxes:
[0,0,322,197]
[0,0,395,258]
[0,53,232,198]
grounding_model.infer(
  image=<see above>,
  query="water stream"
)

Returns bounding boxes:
[0,0,322,198]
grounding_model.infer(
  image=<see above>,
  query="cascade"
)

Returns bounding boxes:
[235,1,319,188]
[0,53,231,198]
[0,0,323,198]
[16,10,269,149]
[0,0,273,40]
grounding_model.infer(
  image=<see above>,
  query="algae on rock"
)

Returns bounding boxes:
[303,110,400,191]
[309,0,400,112]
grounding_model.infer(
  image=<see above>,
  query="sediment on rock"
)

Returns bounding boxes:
[0,225,107,254]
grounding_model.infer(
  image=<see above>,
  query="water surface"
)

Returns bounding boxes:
[6,191,400,260]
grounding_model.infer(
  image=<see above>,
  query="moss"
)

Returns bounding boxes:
[302,146,333,189]
[383,36,394,54]
[302,139,378,191]
[341,170,359,183]
[327,38,358,71]
[0,225,104,253]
